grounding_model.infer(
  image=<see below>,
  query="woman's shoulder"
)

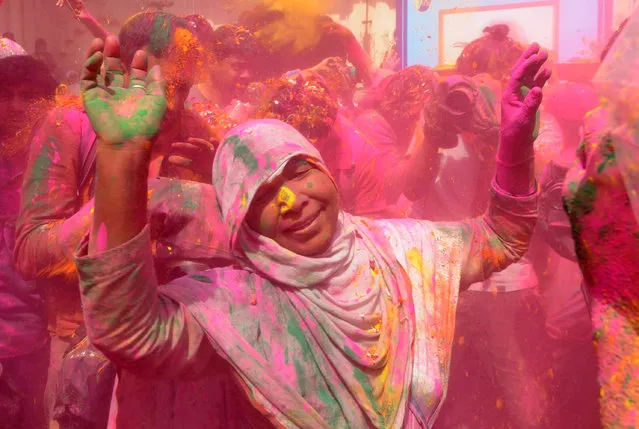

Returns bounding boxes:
[358,216,436,246]
[354,217,465,272]
[159,266,269,308]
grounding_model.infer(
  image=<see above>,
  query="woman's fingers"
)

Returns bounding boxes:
[103,35,126,87]
[170,140,216,157]
[166,155,193,167]
[81,38,105,96]
[146,65,166,98]
[170,142,202,153]
[84,38,104,62]
[129,50,148,93]
[510,43,540,75]
[512,50,548,88]
[522,86,544,116]
[506,45,547,98]
[187,137,218,151]
[533,68,552,90]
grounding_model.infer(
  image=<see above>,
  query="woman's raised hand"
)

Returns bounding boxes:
[81,35,167,147]
[500,43,552,151]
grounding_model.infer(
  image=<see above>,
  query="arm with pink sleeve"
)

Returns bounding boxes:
[14,107,95,280]
[74,225,217,378]
[456,178,538,289]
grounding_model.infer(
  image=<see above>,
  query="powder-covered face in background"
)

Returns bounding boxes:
[245,158,340,256]
[0,83,43,138]
[212,56,254,97]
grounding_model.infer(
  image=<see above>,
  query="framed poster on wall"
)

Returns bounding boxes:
[438,2,559,67]
[401,0,601,68]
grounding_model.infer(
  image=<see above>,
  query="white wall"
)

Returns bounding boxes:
[330,0,397,67]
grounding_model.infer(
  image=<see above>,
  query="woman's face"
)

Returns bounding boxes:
[245,158,340,256]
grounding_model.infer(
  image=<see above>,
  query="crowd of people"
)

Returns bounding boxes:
[1,1,638,428]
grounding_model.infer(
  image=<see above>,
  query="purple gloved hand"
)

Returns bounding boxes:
[499,43,552,161]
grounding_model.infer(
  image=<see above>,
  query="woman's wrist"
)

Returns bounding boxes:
[90,142,150,254]
[494,142,536,196]
[96,141,152,184]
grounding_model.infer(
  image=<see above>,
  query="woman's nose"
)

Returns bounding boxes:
[277,185,308,215]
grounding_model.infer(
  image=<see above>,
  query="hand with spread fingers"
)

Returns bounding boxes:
[81,35,167,146]
[500,43,552,156]
[494,43,552,196]
[164,137,218,183]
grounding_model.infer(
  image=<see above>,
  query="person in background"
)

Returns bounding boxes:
[256,71,401,219]
[307,56,360,118]
[33,38,57,73]
[562,16,638,427]
[355,65,443,211]
[0,52,58,429]
[186,19,264,111]
[456,24,564,171]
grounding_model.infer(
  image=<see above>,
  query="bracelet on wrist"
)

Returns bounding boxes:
[495,154,535,168]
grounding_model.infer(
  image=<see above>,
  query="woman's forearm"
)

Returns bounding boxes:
[77,225,215,378]
[495,141,536,196]
[88,142,149,255]
[459,180,539,288]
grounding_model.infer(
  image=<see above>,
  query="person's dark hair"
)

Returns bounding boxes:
[2,32,15,41]
[118,11,193,65]
[211,24,263,62]
[455,24,524,82]
[256,75,338,142]
[0,55,58,95]
[0,55,58,155]
[601,18,629,62]
[185,14,215,48]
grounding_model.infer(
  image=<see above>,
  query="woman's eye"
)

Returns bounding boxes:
[294,167,312,179]
[253,189,273,205]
